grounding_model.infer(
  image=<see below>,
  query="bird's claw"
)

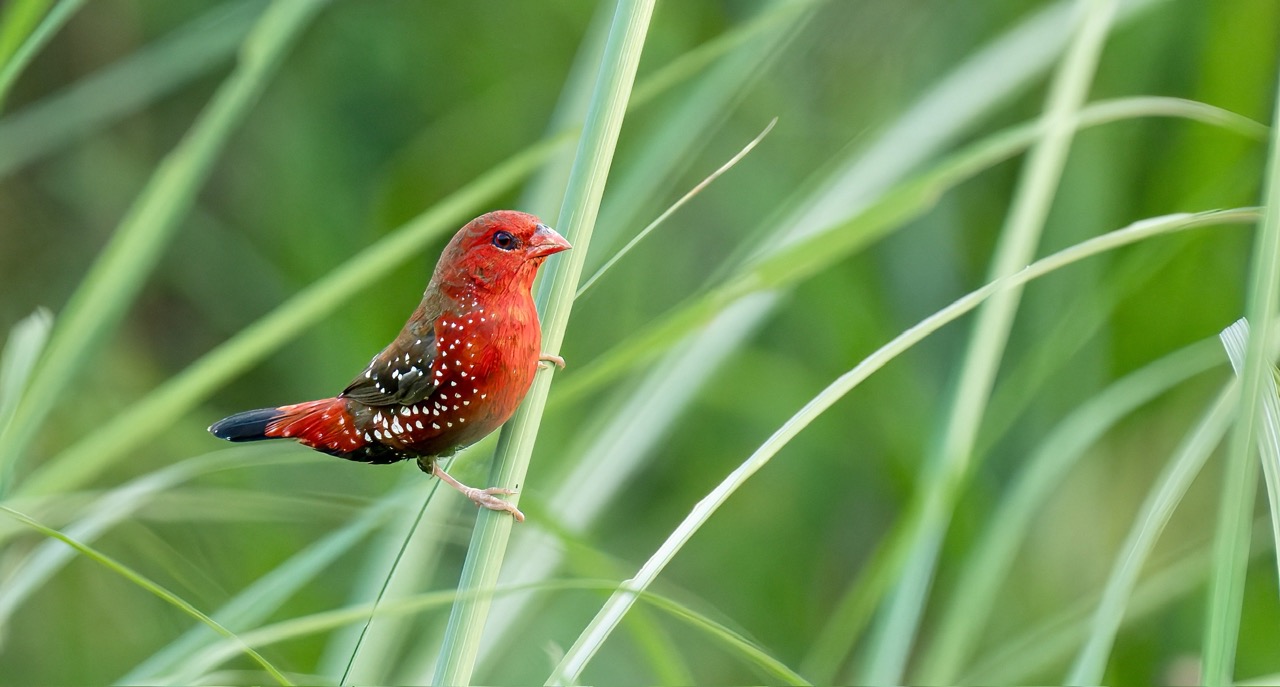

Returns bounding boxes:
[538,353,566,370]
[464,486,525,522]
[431,463,525,521]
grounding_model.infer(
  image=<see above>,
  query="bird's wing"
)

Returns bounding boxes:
[341,332,439,406]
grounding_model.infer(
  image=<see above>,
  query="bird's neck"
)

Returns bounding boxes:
[432,264,537,306]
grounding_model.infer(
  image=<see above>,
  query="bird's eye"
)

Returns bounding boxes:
[491,230,518,251]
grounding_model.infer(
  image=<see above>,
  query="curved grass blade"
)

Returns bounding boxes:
[1067,383,1236,683]
[916,336,1226,683]
[0,504,292,685]
[552,96,1266,411]
[0,446,304,634]
[576,117,777,297]
[1224,321,1280,606]
[549,208,1256,684]
[120,482,415,684]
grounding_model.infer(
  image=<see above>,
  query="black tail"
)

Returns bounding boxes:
[209,408,283,442]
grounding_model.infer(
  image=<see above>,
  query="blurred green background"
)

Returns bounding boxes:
[0,0,1277,684]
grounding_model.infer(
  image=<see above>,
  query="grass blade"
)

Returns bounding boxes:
[576,117,777,297]
[1202,57,1280,687]
[1224,321,1280,599]
[860,1,1119,680]
[553,96,1264,411]
[0,0,84,110]
[917,337,1226,682]
[0,504,292,685]
[0,0,327,492]
[550,208,1256,685]
[120,482,413,684]
[431,1,656,684]
[1066,383,1236,683]
[0,308,51,491]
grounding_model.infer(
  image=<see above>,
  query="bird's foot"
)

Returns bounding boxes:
[432,463,525,522]
[538,353,566,370]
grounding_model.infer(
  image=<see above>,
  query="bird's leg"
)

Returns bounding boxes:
[538,353,566,370]
[428,461,525,522]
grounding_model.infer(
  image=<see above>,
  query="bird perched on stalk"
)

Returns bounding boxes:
[209,211,571,522]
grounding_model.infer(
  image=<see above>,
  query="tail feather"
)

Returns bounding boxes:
[208,408,281,442]
[210,398,363,455]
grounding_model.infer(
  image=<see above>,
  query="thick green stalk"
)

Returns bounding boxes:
[1201,56,1280,687]
[860,0,1117,680]
[430,1,655,684]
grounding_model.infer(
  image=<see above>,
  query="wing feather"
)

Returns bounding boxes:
[341,333,439,406]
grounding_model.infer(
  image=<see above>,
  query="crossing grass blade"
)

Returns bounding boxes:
[0,504,293,685]
[0,0,85,109]
[550,208,1257,684]
[1067,383,1236,683]
[916,337,1226,682]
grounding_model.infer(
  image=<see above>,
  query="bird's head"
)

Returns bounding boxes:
[433,210,571,294]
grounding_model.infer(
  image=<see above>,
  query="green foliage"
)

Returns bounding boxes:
[0,0,1277,685]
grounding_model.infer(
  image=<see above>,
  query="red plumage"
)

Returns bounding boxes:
[209,210,571,521]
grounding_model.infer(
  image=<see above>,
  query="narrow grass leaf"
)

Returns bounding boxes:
[0,0,53,70]
[0,446,298,633]
[917,337,1227,683]
[0,504,292,685]
[577,117,777,297]
[121,483,414,684]
[1219,319,1280,624]
[629,593,808,686]
[0,0,84,109]
[0,308,51,491]
[1067,384,1236,683]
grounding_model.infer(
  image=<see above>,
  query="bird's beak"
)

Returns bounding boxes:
[527,223,572,258]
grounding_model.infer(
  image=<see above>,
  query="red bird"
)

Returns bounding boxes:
[209,211,571,521]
